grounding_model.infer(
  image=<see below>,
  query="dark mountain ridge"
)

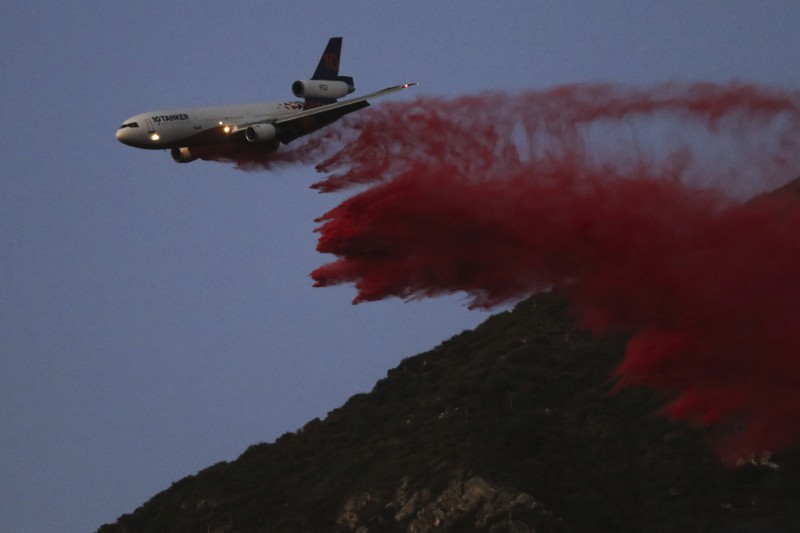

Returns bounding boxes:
[97,291,800,533]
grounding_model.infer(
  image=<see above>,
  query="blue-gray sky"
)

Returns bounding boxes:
[2,2,799,532]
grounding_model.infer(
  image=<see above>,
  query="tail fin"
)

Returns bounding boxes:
[312,37,343,80]
[308,37,354,104]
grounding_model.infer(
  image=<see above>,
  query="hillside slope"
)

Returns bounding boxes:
[96,292,800,532]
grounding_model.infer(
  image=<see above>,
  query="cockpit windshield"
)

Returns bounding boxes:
[119,122,140,129]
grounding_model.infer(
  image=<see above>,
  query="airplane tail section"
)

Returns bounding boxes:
[293,37,355,105]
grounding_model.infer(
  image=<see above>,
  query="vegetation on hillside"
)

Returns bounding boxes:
[97,292,800,532]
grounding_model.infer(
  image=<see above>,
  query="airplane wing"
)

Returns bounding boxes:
[274,83,418,125]
[236,83,418,145]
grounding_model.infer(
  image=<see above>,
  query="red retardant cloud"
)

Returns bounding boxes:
[306,84,800,459]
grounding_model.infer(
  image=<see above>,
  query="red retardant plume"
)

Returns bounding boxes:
[304,83,800,460]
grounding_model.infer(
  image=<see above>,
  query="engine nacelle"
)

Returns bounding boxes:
[170,147,197,163]
[291,79,354,99]
[245,123,278,144]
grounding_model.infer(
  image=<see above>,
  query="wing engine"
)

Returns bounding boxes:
[245,123,278,144]
[171,147,197,163]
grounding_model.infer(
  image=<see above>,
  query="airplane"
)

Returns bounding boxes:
[115,37,417,163]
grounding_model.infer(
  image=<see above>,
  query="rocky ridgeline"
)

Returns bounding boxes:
[97,290,800,533]
[336,474,544,533]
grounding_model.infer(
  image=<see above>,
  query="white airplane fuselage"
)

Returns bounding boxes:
[115,100,308,150]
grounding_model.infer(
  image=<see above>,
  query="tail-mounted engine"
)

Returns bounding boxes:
[291,79,354,100]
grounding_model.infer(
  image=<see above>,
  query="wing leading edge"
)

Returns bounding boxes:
[275,83,418,125]
[234,83,419,144]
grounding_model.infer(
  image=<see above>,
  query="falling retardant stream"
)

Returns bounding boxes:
[210,83,800,460]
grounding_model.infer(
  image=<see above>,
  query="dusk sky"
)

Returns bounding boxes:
[3,2,800,532]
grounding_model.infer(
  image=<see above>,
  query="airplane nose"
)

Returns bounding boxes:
[115,127,134,146]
